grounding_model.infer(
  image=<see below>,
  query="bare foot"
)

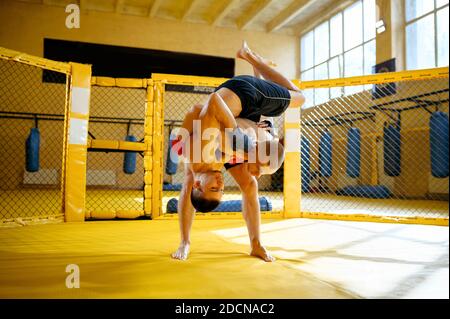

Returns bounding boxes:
[171,242,190,261]
[250,245,276,262]
[236,40,251,61]
[236,41,277,67]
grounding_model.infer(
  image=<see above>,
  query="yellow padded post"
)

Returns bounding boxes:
[90,140,119,150]
[151,82,165,219]
[116,210,145,219]
[89,211,117,220]
[118,141,146,152]
[64,62,92,222]
[143,83,154,217]
[283,109,302,218]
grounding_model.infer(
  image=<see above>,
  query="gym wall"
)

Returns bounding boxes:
[0,1,299,79]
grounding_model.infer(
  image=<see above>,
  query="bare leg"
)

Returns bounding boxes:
[253,66,263,80]
[237,41,301,92]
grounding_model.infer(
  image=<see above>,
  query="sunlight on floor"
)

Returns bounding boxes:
[212,219,449,299]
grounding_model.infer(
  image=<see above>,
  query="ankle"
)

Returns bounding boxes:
[250,238,262,248]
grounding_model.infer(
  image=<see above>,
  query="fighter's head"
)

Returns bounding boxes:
[248,139,285,178]
[191,170,224,212]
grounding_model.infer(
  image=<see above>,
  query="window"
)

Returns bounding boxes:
[300,0,377,107]
[406,0,449,70]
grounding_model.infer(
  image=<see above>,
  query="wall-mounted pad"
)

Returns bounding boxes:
[430,112,449,178]
[166,196,273,213]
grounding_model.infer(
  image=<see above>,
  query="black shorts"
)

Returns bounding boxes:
[215,75,291,123]
[224,162,245,171]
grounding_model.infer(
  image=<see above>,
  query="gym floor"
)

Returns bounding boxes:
[0,218,448,299]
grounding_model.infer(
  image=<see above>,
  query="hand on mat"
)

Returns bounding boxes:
[172,242,190,261]
[250,244,276,262]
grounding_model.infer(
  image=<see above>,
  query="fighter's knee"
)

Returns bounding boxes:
[289,90,305,108]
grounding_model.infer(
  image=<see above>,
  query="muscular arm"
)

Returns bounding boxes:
[228,164,275,262]
[172,164,195,260]
[228,167,261,244]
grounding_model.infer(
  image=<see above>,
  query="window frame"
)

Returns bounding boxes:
[404,0,450,70]
[300,0,377,106]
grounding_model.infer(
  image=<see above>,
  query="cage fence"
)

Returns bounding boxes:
[300,76,449,220]
[0,59,68,224]
[86,84,147,218]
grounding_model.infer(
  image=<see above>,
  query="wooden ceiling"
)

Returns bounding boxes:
[13,0,357,36]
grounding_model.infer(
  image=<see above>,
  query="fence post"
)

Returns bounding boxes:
[150,81,165,219]
[283,106,302,218]
[63,62,92,222]
[144,80,154,217]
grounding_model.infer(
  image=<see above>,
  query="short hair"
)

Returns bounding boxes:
[190,189,220,213]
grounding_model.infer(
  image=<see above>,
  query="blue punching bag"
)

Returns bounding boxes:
[166,197,273,213]
[26,128,40,172]
[319,131,333,178]
[166,131,179,175]
[301,137,312,192]
[346,128,361,178]
[384,123,401,177]
[123,135,137,174]
[430,112,449,178]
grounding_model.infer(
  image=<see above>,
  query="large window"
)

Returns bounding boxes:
[301,0,376,107]
[406,0,449,70]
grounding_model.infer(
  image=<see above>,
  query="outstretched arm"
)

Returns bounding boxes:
[172,165,195,261]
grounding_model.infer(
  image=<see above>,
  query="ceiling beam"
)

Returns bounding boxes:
[236,0,273,30]
[266,0,315,33]
[210,0,240,26]
[149,0,163,18]
[181,0,201,21]
[293,0,357,36]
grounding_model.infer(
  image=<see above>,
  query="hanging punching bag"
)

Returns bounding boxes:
[384,123,401,177]
[123,135,137,174]
[166,131,179,175]
[301,137,311,192]
[430,111,449,178]
[346,127,361,178]
[25,128,40,172]
[319,131,333,178]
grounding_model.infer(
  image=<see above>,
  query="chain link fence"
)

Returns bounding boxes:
[162,84,285,215]
[0,59,68,225]
[86,83,147,219]
[300,76,449,220]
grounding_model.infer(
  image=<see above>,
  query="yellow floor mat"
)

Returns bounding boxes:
[0,219,352,299]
